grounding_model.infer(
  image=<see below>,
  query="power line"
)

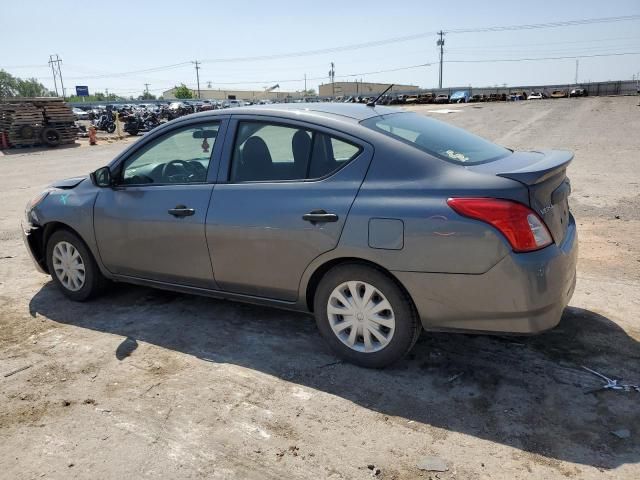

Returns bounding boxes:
[445,44,640,57]
[104,64,433,94]
[444,51,640,63]
[447,34,640,50]
[1,64,49,69]
[446,15,640,34]
[105,50,640,94]
[170,63,432,86]
[64,62,192,80]
[31,13,640,81]
[19,13,635,93]
[197,15,639,64]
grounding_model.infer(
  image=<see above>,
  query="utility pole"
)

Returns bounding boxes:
[437,31,445,89]
[574,59,579,84]
[48,55,59,96]
[192,61,201,99]
[48,54,65,98]
[57,55,66,99]
[329,62,335,97]
[304,73,307,93]
[144,83,150,95]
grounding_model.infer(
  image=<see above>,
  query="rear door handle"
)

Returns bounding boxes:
[168,205,195,217]
[302,209,339,224]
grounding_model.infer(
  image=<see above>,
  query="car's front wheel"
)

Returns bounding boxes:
[46,229,106,301]
[314,264,421,368]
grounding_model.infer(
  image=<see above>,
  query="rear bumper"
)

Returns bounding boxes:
[22,221,47,274]
[394,215,578,334]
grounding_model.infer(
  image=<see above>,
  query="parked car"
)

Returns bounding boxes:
[417,93,435,104]
[508,91,527,101]
[569,88,588,97]
[404,95,419,104]
[72,107,89,120]
[23,103,577,368]
[434,94,450,104]
[527,92,544,100]
[450,91,470,103]
[198,101,216,112]
[550,90,567,99]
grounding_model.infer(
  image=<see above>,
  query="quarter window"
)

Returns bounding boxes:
[120,123,220,185]
[230,121,361,182]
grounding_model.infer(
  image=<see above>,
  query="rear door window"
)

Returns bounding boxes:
[230,121,361,182]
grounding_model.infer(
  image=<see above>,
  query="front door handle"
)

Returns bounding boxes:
[302,209,339,224]
[168,205,195,217]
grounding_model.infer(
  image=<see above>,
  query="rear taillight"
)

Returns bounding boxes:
[447,198,553,252]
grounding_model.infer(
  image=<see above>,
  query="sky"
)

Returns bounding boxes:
[1,0,639,98]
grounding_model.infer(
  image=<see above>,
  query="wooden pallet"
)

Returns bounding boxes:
[0,103,44,145]
[0,98,77,147]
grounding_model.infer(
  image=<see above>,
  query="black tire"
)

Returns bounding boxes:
[40,127,61,147]
[45,229,107,301]
[18,125,35,140]
[314,264,421,368]
[127,127,139,136]
[106,122,116,134]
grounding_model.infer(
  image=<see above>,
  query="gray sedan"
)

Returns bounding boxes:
[23,103,577,368]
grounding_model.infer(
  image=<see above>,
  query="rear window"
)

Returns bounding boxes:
[362,112,510,165]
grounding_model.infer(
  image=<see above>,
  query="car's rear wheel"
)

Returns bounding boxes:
[314,264,421,368]
[46,230,106,301]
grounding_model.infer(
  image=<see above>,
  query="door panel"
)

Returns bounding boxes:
[93,119,226,289]
[95,185,216,288]
[206,118,372,301]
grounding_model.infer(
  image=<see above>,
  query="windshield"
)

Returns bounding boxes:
[362,112,510,165]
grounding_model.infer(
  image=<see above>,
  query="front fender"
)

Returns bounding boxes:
[31,182,109,277]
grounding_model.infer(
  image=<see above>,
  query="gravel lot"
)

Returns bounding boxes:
[1,96,639,479]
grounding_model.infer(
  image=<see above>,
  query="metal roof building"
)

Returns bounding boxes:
[319,81,420,97]
[162,87,303,101]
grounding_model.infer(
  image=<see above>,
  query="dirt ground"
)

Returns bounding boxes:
[0,96,639,480]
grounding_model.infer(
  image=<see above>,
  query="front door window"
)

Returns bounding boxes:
[120,123,221,185]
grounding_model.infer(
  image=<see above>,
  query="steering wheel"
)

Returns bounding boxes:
[161,160,190,183]
[187,160,207,180]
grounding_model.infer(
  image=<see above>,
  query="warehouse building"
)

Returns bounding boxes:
[318,81,419,97]
[162,87,303,101]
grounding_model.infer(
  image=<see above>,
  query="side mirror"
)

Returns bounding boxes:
[91,166,112,187]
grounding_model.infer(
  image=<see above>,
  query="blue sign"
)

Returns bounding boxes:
[75,85,89,96]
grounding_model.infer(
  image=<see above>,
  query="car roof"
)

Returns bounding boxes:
[188,102,401,122]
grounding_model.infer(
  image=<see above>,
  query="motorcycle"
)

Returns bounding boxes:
[92,111,116,134]
[121,111,161,136]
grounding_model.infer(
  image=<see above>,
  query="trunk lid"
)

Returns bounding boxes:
[471,150,573,244]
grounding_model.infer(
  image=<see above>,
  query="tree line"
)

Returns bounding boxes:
[0,70,53,98]
[0,70,161,102]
